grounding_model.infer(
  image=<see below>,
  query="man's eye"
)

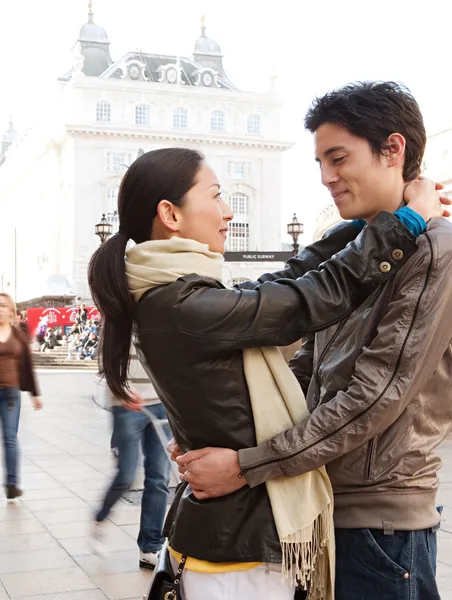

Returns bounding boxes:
[333,156,345,164]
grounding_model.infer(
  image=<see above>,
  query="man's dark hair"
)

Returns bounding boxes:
[304,81,426,181]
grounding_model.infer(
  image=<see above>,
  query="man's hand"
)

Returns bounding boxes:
[176,447,246,500]
[121,390,144,412]
[405,178,451,220]
[32,397,43,411]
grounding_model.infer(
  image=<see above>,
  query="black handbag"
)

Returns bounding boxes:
[145,541,187,600]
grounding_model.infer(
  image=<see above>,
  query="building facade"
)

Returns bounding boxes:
[424,126,452,199]
[0,8,292,302]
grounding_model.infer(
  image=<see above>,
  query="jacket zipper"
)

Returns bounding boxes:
[248,235,434,471]
[364,437,377,480]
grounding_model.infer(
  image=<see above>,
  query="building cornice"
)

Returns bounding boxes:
[65,126,294,150]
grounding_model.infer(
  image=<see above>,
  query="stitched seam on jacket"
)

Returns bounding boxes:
[247,234,435,472]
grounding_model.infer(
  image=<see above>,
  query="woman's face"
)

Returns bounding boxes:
[176,164,234,254]
[0,297,14,325]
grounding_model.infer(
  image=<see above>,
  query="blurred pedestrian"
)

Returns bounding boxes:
[0,293,42,499]
[92,344,171,569]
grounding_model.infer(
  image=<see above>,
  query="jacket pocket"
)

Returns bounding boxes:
[364,437,378,481]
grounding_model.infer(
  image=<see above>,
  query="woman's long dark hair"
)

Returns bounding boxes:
[88,148,204,401]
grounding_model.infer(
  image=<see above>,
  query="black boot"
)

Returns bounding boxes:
[5,484,23,500]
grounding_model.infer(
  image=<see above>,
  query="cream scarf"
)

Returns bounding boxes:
[126,237,335,600]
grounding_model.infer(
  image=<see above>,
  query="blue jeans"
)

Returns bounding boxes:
[96,404,171,553]
[335,524,441,600]
[0,388,21,486]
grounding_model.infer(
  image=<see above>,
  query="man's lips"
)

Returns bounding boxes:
[332,191,348,202]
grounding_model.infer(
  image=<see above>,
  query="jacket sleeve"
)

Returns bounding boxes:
[175,213,417,354]
[236,221,360,290]
[289,335,315,397]
[20,340,40,398]
[238,231,452,486]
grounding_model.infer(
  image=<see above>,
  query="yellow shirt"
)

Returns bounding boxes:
[168,546,262,574]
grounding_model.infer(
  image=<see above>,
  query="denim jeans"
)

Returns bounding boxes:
[96,403,171,553]
[335,524,441,600]
[0,388,21,486]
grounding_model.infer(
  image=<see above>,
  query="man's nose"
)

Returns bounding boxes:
[320,164,338,188]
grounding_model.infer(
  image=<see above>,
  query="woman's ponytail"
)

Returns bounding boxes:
[88,232,133,401]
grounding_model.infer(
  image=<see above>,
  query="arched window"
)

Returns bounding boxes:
[211,110,225,132]
[135,104,150,126]
[226,192,250,252]
[96,101,111,123]
[173,107,188,129]
[247,113,261,135]
[229,192,249,217]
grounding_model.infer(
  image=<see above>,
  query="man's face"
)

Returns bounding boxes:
[314,123,402,221]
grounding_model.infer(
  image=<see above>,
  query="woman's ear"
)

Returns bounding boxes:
[155,200,182,234]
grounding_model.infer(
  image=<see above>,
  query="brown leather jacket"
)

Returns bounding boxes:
[239,218,452,532]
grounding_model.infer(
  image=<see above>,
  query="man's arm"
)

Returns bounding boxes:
[239,232,452,486]
[236,221,360,290]
[177,228,452,498]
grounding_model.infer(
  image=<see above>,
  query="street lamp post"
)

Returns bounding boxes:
[95,214,113,245]
[287,213,304,256]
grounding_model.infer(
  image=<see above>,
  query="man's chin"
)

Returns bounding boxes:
[337,207,362,221]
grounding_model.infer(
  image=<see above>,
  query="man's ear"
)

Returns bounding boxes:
[385,133,406,169]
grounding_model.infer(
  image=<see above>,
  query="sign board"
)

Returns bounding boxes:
[26,306,100,336]
[224,251,293,262]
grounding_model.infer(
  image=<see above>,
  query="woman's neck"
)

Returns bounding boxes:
[0,322,12,341]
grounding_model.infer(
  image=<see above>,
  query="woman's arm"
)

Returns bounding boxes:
[174,213,417,355]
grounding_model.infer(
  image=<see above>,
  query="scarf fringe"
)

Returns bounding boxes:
[281,503,333,600]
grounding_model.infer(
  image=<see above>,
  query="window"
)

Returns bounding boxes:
[226,192,249,251]
[106,210,119,235]
[211,110,225,132]
[229,192,249,219]
[135,104,150,126]
[173,107,188,129]
[107,188,119,213]
[226,223,250,252]
[227,161,251,179]
[96,101,111,123]
[106,153,131,172]
[247,113,261,135]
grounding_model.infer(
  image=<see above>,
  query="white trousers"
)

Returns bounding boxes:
[172,560,295,600]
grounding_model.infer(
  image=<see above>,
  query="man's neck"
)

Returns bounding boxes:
[365,183,406,223]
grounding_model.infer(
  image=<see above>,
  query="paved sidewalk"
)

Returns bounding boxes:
[0,371,450,599]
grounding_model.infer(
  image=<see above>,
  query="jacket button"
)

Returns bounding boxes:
[392,249,404,261]
[379,261,391,273]
[404,573,409,579]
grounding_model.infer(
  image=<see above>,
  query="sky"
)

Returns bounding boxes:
[0,0,450,243]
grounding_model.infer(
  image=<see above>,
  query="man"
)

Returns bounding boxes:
[76,304,88,329]
[80,332,98,360]
[14,310,30,342]
[175,82,452,599]
[40,328,57,352]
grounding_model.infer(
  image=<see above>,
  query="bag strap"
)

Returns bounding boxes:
[164,554,187,600]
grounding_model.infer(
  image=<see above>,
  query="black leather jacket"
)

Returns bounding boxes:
[134,214,417,563]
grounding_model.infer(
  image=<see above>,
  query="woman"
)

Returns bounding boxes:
[88,148,444,600]
[0,293,42,499]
